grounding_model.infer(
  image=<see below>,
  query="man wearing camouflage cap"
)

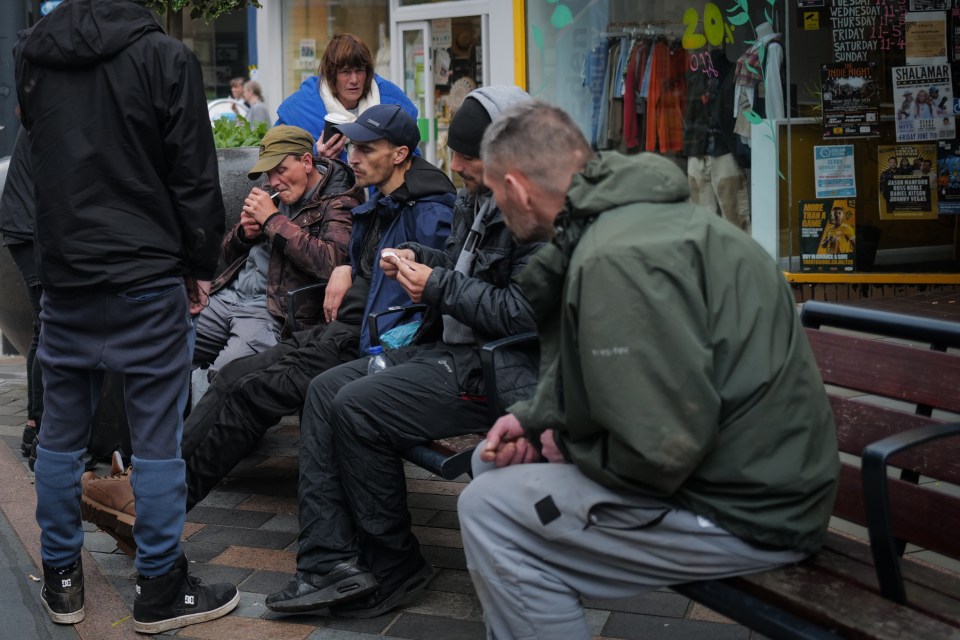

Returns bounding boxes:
[192,125,358,375]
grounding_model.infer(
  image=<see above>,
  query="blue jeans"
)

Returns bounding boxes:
[35,276,194,573]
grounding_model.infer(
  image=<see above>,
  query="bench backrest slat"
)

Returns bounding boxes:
[833,463,960,559]
[806,330,960,414]
[799,315,960,566]
[829,397,960,485]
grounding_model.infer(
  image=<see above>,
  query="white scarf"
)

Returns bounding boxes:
[319,76,381,122]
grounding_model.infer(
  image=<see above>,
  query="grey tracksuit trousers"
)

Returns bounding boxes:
[459,451,807,640]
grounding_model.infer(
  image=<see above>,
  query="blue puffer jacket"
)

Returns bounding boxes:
[350,156,455,352]
[275,74,418,141]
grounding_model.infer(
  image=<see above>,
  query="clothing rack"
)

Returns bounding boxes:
[602,22,679,39]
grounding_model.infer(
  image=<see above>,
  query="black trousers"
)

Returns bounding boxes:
[180,318,361,508]
[8,243,43,425]
[295,344,488,592]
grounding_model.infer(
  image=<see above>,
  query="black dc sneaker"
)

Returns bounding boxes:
[41,558,85,624]
[133,554,239,634]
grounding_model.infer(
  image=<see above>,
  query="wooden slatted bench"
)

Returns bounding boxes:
[674,300,960,640]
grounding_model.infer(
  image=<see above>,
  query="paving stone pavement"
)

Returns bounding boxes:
[0,355,767,639]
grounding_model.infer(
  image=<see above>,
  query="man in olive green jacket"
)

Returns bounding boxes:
[458,101,839,640]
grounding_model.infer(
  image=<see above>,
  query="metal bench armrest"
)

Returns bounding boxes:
[861,422,960,603]
[285,282,327,334]
[480,332,538,424]
[367,304,429,348]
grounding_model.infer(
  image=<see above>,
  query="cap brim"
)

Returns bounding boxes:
[332,122,383,143]
[247,153,287,180]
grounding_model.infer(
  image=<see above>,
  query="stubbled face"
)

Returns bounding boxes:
[450,151,485,194]
[348,139,398,190]
[266,154,312,204]
[335,67,367,110]
[831,209,843,226]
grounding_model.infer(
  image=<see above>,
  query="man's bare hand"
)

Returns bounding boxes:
[540,429,566,464]
[243,187,279,227]
[391,255,432,303]
[480,414,541,467]
[239,210,262,239]
[185,278,211,317]
[316,131,347,160]
[379,248,416,279]
[323,265,353,323]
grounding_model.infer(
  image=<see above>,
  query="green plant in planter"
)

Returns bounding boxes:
[212,116,269,148]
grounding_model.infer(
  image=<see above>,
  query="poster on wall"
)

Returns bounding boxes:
[937,139,960,213]
[799,199,857,272]
[905,12,948,64]
[878,144,939,219]
[952,3,960,60]
[820,62,880,137]
[814,145,858,196]
[893,64,956,141]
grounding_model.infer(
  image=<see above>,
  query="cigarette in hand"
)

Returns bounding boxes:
[382,250,416,270]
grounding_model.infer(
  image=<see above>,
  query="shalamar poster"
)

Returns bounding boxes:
[799,199,857,272]
[893,63,956,141]
[878,144,939,219]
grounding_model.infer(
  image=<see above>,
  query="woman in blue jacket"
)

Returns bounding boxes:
[276,33,417,161]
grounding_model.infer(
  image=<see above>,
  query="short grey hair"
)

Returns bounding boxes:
[480,101,592,195]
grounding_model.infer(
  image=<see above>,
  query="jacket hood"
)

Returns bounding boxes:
[566,152,691,220]
[19,0,160,69]
[316,157,357,196]
[466,85,531,121]
[399,156,457,202]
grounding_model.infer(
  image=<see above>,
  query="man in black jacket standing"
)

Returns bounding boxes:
[0,125,43,468]
[14,0,239,633]
[265,86,538,619]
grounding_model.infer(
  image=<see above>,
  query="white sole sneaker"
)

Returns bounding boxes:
[133,589,240,634]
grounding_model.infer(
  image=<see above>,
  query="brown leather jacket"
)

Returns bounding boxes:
[211,157,358,334]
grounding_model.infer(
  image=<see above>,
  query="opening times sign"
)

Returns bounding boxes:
[831,0,907,62]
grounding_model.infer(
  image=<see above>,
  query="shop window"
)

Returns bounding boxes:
[524,0,959,274]
[783,0,958,274]
[183,11,249,100]
[281,0,390,99]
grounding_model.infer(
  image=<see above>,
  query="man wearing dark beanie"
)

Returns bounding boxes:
[446,94,492,158]
[264,85,543,619]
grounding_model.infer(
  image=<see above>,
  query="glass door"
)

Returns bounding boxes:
[395,14,488,178]
[396,22,435,165]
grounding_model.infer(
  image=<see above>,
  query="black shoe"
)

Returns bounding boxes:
[41,558,85,625]
[265,560,378,613]
[28,436,38,472]
[20,425,35,457]
[133,554,239,634]
[332,562,435,619]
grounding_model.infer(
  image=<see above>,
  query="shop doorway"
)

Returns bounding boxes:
[395,15,487,175]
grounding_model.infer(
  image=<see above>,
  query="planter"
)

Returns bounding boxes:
[216,145,260,232]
